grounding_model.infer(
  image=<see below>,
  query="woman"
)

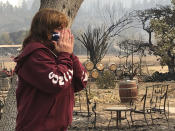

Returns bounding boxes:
[14,8,88,131]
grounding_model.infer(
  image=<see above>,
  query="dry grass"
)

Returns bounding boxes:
[78,55,168,74]
[78,55,160,64]
[0,55,169,74]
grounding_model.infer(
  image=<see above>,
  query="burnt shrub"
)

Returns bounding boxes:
[144,71,175,82]
[96,70,116,89]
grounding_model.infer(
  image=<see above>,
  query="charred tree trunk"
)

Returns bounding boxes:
[0,0,84,130]
[139,55,143,75]
[0,76,17,131]
[168,64,174,73]
[40,0,84,26]
[167,49,175,73]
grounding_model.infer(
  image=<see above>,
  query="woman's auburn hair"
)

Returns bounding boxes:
[22,8,69,49]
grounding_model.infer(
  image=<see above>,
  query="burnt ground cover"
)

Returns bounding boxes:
[69,82,175,131]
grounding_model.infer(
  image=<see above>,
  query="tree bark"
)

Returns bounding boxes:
[0,0,84,130]
[168,63,175,73]
[40,0,84,27]
[0,76,17,131]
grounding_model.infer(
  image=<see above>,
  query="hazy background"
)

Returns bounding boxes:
[0,0,170,34]
[0,0,171,55]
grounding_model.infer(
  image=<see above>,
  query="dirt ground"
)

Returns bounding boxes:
[0,56,174,131]
[69,81,175,131]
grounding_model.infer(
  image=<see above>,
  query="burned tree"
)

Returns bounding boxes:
[118,38,146,79]
[77,12,133,65]
[77,25,110,65]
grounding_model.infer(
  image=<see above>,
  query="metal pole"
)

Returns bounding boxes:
[132,45,134,76]
[85,86,90,117]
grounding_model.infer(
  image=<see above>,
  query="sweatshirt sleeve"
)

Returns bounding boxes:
[71,54,88,92]
[17,49,73,94]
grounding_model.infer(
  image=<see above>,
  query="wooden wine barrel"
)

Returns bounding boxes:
[84,60,94,71]
[91,69,99,79]
[109,63,117,71]
[119,80,138,103]
[96,62,104,71]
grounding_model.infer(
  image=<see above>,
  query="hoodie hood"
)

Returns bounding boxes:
[14,42,48,73]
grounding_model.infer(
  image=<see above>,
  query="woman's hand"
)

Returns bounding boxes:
[52,29,74,54]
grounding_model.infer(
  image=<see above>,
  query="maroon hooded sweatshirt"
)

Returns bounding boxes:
[14,42,88,131]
